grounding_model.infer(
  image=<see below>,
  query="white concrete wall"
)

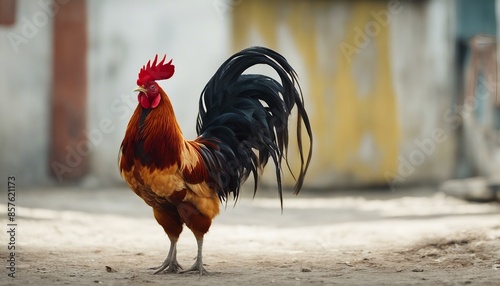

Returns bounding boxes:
[0,0,53,186]
[86,0,232,186]
[389,0,456,187]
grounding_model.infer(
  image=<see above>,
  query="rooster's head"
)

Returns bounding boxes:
[134,55,175,109]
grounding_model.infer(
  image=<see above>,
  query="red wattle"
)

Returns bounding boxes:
[138,93,150,109]
[138,93,161,109]
[151,94,161,108]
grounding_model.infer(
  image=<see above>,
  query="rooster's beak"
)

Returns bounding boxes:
[134,86,147,93]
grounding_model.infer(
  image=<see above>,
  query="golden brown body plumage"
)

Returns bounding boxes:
[120,89,220,226]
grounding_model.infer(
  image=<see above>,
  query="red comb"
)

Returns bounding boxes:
[137,54,175,86]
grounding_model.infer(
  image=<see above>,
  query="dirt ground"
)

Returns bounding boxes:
[1,187,499,285]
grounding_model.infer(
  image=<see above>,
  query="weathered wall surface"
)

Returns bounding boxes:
[389,0,456,188]
[0,0,459,189]
[0,0,233,187]
[232,0,456,188]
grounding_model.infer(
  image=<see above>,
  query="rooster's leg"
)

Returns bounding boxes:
[150,237,183,274]
[151,207,184,274]
[176,201,212,275]
[181,237,209,275]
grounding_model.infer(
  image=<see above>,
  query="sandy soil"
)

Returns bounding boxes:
[1,187,499,285]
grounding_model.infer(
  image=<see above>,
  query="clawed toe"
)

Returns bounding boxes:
[151,260,183,274]
[150,239,181,274]
[180,261,209,275]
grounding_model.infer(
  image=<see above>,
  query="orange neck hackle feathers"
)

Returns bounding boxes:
[121,87,184,172]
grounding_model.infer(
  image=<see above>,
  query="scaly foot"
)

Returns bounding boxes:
[149,237,182,274]
[181,258,209,275]
[150,259,183,274]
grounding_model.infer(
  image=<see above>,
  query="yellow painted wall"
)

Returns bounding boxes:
[233,0,400,187]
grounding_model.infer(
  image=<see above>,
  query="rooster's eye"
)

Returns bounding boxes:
[150,85,156,90]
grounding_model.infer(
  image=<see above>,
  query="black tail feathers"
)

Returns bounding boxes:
[196,46,313,208]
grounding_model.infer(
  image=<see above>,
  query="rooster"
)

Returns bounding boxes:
[119,47,312,275]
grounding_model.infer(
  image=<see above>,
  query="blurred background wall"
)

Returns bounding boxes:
[1,0,499,190]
